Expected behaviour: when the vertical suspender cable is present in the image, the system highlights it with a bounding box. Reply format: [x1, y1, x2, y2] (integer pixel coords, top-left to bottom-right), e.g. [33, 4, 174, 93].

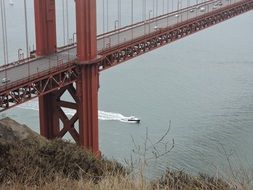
[167, 0, 169, 13]
[0, 0, 7, 66]
[142, 0, 145, 22]
[142, 0, 145, 35]
[106, 0, 108, 32]
[118, 0, 121, 27]
[177, 0, 180, 23]
[62, 0, 66, 45]
[162, 0, 164, 14]
[142, 0, 143, 21]
[66, 0, 70, 60]
[187, 0, 190, 19]
[24, 0, 30, 78]
[131, 0, 133, 25]
[24, 0, 29, 58]
[0, 0, 8, 84]
[155, 0, 158, 26]
[117, 0, 120, 47]
[131, 0, 133, 40]
[144, 0, 146, 35]
[66, 0, 69, 44]
[156, 0, 158, 17]
[3, 0, 8, 64]
[167, 0, 169, 26]
[152, 0, 155, 19]
[102, 0, 105, 49]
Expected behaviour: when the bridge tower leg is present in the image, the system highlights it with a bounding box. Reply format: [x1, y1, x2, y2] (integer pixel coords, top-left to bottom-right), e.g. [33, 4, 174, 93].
[36, 0, 100, 155]
[75, 0, 100, 154]
[34, 0, 57, 56]
[34, 0, 59, 140]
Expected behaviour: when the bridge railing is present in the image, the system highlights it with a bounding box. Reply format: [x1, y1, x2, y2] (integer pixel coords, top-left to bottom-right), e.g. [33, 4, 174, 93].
[0, 53, 76, 91]
[96, 0, 240, 52]
[0, 0, 247, 91]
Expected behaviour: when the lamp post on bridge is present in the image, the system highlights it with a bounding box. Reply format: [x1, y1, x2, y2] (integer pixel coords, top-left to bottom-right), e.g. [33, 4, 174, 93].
[148, 10, 153, 34]
[114, 20, 119, 30]
[114, 20, 120, 47]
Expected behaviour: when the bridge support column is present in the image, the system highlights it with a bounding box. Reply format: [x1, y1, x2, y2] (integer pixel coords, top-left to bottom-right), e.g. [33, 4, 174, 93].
[75, 0, 100, 155]
[38, 79, 100, 155]
[76, 63, 100, 154]
[39, 91, 59, 138]
[39, 0, 100, 155]
[34, 0, 57, 56]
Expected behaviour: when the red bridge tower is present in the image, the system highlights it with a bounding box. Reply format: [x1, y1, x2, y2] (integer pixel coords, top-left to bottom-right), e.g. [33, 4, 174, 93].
[35, 0, 100, 155]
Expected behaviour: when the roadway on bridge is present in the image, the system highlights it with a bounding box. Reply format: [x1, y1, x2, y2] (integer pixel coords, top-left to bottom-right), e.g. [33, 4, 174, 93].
[0, 0, 237, 89]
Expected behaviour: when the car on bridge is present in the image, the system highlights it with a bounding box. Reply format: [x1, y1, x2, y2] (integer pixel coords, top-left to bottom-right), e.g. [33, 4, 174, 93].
[1, 78, 10, 84]
[200, 7, 206, 12]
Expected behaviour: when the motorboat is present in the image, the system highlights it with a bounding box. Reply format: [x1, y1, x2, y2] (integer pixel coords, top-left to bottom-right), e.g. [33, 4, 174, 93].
[127, 116, 141, 124]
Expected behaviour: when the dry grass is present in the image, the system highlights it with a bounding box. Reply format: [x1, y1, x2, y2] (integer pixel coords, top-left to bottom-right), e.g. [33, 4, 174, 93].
[0, 175, 150, 190]
[0, 137, 250, 190]
[0, 173, 239, 190]
[0, 138, 235, 190]
[152, 171, 231, 190]
[0, 138, 126, 186]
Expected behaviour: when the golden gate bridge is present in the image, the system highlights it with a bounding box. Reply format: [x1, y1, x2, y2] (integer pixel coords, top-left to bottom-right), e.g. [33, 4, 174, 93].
[0, 0, 252, 155]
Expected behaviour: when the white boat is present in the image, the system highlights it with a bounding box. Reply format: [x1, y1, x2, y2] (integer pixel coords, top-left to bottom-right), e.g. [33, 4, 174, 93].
[127, 116, 140, 124]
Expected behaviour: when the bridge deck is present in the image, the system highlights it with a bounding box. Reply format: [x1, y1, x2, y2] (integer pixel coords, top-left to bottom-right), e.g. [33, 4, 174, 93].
[0, 0, 234, 88]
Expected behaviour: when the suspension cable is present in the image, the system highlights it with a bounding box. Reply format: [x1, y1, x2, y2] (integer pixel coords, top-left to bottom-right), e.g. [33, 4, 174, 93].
[62, 0, 66, 45]
[167, 0, 169, 13]
[0, 0, 8, 83]
[102, 0, 105, 49]
[23, 0, 30, 77]
[131, 0, 133, 25]
[0, 0, 7, 65]
[66, 0, 69, 44]
[167, 0, 169, 26]
[162, 0, 164, 14]
[3, 0, 8, 64]
[106, 0, 108, 32]
[118, 0, 121, 28]
[142, 0, 146, 22]
[152, 0, 154, 18]
[156, 0, 158, 17]
[24, 0, 29, 58]
[116, 0, 120, 47]
[66, 0, 70, 60]
[143, 0, 146, 35]
[131, 0, 133, 40]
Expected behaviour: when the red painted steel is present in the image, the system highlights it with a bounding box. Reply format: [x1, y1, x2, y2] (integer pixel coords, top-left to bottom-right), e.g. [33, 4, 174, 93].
[39, 92, 59, 138]
[34, 0, 57, 56]
[1, 0, 253, 155]
[75, 0, 97, 62]
[1, 0, 252, 111]
[39, 83, 96, 149]
[98, 0, 253, 70]
[75, 0, 100, 155]
[0, 62, 78, 111]
[76, 64, 99, 154]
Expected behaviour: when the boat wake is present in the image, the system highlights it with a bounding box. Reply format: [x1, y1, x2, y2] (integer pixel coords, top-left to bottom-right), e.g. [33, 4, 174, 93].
[99, 111, 140, 123]
[17, 101, 139, 124]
